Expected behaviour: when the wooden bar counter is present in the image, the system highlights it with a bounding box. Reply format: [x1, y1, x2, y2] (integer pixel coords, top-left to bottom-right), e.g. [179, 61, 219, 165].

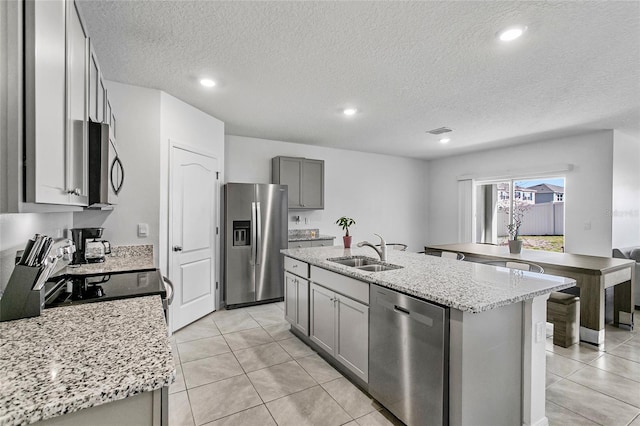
[425, 243, 635, 349]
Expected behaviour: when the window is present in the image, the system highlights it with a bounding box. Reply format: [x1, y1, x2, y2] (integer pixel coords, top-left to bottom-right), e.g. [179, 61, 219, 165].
[474, 177, 565, 252]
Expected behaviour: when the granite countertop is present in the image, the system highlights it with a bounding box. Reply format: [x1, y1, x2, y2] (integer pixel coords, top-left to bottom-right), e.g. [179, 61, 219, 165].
[57, 245, 154, 276]
[0, 296, 174, 426]
[281, 246, 575, 313]
[288, 234, 336, 242]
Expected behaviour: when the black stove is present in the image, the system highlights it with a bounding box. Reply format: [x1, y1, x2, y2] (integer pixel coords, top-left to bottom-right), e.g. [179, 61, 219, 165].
[44, 269, 167, 309]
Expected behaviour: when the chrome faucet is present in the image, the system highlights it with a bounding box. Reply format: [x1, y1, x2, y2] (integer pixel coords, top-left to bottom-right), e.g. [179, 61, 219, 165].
[357, 233, 387, 261]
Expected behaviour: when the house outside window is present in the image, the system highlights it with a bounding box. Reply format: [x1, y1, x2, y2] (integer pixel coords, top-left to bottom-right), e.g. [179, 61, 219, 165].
[474, 177, 565, 252]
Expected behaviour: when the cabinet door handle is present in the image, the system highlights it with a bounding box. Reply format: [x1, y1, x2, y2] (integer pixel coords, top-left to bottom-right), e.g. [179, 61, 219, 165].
[173, 246, 183, 252]
[68, 188, 81, 196]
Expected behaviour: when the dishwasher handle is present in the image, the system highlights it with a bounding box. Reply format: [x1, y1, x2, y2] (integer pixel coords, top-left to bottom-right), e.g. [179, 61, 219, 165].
[376, 293, 434, 327]
[394, 305, 410, 315]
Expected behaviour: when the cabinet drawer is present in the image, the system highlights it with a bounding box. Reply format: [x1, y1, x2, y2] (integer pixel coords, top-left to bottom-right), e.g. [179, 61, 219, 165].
[311, 240, 333, 247]
[288, 241, 312, 249]
[284, 257, 309, 278]
[310, 266, 369, 305]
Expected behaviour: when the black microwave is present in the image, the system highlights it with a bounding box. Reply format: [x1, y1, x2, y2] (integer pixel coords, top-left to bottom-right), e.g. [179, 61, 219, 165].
[88, 121, 124, 207]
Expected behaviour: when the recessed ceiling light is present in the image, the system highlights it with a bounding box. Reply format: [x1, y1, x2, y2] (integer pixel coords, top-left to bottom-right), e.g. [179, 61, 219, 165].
[497, 26, 527, 42]
[343, 108, 358, 116]
[200, 78, 216, 88]
[439, 137, 451, 144]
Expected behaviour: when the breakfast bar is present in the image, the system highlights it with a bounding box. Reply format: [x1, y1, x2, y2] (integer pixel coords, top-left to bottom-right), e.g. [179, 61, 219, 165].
[426, 243, 636, 348]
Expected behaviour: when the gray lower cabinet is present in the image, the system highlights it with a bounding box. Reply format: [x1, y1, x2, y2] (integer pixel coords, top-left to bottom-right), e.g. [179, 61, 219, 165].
[310, 282, 369, 382]
[284, 271, 309, 335]
[311, 239, 333, 247]
[288, 241, 312, 249]
[289, 240, 333, 248]
[35, 388, 165, 426]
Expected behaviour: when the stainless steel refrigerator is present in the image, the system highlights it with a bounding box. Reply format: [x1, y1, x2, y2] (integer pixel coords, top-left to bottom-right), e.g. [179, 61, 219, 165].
[224, 183, 288, 308]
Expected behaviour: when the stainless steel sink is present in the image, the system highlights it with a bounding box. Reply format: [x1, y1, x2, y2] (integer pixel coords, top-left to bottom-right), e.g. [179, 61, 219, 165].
[355, 264, 399, 272]
[329, 256, 379, 267]
[328, 256, 403, 272]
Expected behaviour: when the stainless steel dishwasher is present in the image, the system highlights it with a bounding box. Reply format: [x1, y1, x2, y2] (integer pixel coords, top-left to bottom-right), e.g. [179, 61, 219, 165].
[369, 284, 449, 426]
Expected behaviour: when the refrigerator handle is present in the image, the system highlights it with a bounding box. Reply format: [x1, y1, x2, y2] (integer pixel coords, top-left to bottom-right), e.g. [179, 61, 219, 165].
[250, 202, 257, 265]
[255, 202, 262, 265]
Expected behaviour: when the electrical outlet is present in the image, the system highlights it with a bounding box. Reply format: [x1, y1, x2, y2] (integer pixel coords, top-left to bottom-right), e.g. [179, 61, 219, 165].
[535, 322, 545, 343]
[138, 223, 149, 237]
[583, 221, 592, 231]
[305, 217, 310, 224]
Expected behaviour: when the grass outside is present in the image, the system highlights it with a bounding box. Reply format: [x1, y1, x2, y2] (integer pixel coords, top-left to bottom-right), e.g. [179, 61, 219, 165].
[497, 235, 565, 252]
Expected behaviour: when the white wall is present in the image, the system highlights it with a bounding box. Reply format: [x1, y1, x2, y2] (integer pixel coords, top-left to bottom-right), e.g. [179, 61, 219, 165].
[159, 92, 225, 275]
[427, 131, 615, 256]
[225, 135, 429, 252]
[0, 212, 73, 291]
[612, 130, 640, 249]
[73, 82, 162, 265]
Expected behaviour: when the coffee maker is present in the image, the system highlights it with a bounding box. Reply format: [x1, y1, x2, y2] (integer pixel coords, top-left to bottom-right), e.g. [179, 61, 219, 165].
[70, 228, 111, 264]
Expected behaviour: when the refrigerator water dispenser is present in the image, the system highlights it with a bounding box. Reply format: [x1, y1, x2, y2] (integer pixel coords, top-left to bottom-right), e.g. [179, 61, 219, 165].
[233, 221, 250, 246]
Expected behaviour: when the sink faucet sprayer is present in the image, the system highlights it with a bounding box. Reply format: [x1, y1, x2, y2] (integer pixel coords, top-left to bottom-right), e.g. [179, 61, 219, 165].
[357, 234, 387, 261]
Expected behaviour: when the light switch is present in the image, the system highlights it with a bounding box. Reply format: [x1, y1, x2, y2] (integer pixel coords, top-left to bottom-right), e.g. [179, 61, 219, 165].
[138, 223, 149, 237]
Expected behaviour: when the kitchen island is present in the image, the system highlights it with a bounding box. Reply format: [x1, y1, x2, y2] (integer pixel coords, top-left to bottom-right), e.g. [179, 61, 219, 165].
[0, 296, 174, 426]
[281, 246, 576, 426]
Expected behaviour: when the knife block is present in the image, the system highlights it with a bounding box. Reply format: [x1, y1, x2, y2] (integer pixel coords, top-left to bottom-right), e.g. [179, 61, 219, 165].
[0, 265, 44, 322]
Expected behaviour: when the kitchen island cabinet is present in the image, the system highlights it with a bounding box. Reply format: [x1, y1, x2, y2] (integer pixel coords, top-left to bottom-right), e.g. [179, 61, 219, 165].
[284, 257, 310, 335]
[282, 246, 575, 426]
[309, 282, 369, 382]
[0, 296, 174, 426]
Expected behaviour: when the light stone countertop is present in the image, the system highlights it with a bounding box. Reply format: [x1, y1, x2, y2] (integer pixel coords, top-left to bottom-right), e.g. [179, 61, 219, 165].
[56, 245, 155, 276]
[0, 296, 174, 426]
[281, 246, 576, 313]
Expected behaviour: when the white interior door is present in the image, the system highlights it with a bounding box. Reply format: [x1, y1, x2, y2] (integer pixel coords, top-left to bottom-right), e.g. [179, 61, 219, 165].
[170, 146, 218, 331]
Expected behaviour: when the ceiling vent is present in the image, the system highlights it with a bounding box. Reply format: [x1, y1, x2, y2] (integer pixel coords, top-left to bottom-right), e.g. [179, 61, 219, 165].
[426, 127, 452, 135]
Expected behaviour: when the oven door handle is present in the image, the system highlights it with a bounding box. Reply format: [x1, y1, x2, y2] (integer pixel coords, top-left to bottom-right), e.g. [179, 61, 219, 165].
[162, 276, 174, 306]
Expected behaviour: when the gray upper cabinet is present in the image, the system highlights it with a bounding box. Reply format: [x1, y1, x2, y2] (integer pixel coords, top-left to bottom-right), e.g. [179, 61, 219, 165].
[272, 156, 324, 209]
[66, 0, 89, 206]
[89, 42, 108, 125]
[24, 0, 68, 205]
[18, 0, 113, 210]
[25, 0, 88, 206]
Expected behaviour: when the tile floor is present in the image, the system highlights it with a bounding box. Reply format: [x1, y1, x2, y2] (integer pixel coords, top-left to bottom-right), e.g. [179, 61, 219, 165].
[169, 303, 640, 426]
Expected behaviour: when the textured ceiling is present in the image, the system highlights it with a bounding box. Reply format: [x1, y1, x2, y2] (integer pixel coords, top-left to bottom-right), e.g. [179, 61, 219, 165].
[77, 1, 640, 159]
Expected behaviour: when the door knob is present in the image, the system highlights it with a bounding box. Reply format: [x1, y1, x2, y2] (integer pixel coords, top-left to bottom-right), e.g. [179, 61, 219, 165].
[173, 246, 183, 252]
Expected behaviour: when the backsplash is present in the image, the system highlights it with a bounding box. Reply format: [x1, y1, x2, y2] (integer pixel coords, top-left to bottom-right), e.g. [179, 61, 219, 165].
[110, 244, 153, 258]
